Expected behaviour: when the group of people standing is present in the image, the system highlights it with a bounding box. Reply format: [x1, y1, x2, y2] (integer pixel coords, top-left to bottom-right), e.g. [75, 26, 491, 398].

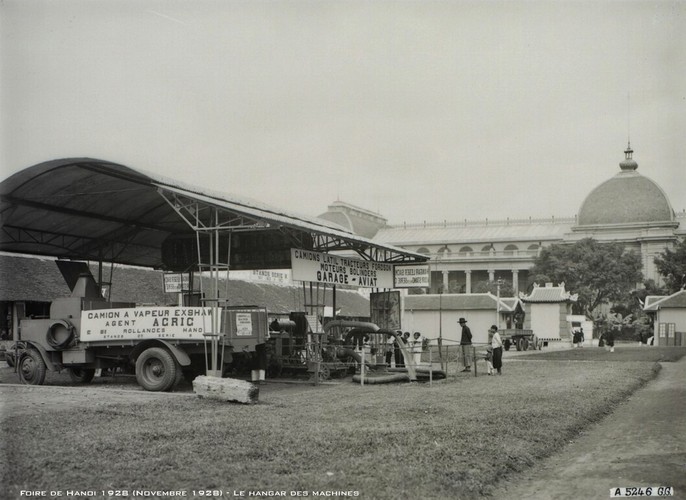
[385, 330, 425, 367]
[598, 327, 616, 352]
[459, 317, 503, 375]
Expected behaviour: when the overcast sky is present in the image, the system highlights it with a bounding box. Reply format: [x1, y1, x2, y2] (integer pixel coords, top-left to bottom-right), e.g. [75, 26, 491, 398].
[1, 0, 685, 225]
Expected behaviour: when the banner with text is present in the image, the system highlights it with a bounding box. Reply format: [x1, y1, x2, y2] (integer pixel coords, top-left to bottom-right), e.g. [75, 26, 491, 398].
[81, 307, 218, 342]
[394, 264, 430, 288]
[290, 249, 394, 288]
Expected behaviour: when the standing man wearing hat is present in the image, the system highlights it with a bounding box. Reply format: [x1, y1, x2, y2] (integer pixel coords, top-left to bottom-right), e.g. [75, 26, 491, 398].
[458, 317, 472, 372]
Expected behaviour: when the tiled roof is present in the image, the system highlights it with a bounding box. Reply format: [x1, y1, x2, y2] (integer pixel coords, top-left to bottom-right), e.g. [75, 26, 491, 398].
[404, 293, 517, 311]
[317, 202, 388, 239]
[0, 254, 72, 301]
[521, 283, 577, 303]
[643, 290, 686, 311]
[373, 219, 574, 246]
[0, 254, 370, 316]
[499, 298, 522, 312]
[0, 254, 177, 304]
[198, 278, 370, 316]
[644, 296, 663, 309]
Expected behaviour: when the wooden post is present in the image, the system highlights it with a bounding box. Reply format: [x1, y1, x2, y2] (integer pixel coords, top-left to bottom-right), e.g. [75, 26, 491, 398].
[473, 346, 477, 377]
[360, 348, 365, 386]
[429, 347, 433, 386]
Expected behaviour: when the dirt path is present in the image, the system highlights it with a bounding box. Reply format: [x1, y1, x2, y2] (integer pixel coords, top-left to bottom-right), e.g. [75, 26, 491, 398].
[0, 383, 196, 416]
[0, 362, 325, 417]
[491, 358, 686, 500]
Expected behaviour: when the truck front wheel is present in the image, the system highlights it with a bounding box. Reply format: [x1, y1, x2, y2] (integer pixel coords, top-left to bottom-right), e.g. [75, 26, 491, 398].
[18, 349, 47, 385]
[136, 347, 177, 392]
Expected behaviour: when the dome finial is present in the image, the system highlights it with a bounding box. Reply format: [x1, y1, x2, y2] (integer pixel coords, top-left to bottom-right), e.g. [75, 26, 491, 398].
[620, 141, 638, 171]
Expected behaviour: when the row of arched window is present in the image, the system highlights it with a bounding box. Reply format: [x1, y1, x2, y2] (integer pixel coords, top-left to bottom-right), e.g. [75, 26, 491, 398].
[416, 244, 540, 256]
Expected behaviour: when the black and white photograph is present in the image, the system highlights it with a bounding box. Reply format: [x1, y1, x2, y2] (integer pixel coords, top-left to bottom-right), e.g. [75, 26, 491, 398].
[1, 1, 685, 499]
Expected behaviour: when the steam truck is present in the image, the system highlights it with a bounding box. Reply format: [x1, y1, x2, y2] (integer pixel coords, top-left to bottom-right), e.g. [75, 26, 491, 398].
[7, 274, 267, 391]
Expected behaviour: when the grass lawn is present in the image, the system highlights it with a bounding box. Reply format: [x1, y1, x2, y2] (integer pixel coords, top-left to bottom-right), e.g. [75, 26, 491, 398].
[516, 344, 686, 363]
[0, 349, 677, 500]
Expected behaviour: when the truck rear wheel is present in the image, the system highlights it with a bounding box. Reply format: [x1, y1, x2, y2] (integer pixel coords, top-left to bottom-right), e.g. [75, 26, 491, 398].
[136, 347, 177, 392]
[18, 349, 46, 385]
[68, 367, 95, 384]
[517, 338, 530, 351]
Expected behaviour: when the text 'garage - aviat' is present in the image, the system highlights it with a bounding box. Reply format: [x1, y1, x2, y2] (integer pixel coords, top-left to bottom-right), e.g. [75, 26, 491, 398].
[291, 249, 394, 288]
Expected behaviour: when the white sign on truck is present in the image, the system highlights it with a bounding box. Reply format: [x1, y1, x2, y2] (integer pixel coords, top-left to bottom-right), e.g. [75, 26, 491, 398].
[290, 248, 394, 288]
[81, 307, 218, 341]
[163, 273, 190, 293]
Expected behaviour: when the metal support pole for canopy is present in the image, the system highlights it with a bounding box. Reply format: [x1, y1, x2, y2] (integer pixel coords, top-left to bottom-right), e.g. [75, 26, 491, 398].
[98, 251, 103, 295]
[206, 209, 226, 377]
[332, 284, 336, 320]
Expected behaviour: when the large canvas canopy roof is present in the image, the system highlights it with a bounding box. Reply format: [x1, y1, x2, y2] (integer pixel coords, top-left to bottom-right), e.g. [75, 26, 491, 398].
[1, 158, 427, 270]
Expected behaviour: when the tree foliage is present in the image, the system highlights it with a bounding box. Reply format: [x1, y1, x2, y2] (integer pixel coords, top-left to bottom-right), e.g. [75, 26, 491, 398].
[529, 238, 643, 315]
[654, 237, 686, 294]
[471, 279, 515, 297]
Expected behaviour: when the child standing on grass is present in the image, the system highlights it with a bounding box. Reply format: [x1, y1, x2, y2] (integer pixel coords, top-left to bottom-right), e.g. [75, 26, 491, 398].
[484, 330, 495, 375]
[412, 331, 424, 366]
[485, 349, 494, 375]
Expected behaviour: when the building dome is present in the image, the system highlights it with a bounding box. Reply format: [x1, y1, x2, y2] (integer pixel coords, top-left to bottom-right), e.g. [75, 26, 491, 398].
[317, 201, 388, 238]
[577, 145, 675, 226]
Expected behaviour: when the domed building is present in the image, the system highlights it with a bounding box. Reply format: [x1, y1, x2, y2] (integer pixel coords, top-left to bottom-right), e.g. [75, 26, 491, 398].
[316, 145, 684, 346]
[566, 143, 681, 283]
[317, 200, 389, 239]
[318, 144, 685, 294]
[576, 145, 674, 226]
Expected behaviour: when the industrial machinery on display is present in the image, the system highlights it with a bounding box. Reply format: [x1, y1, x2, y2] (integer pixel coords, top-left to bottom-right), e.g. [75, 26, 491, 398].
[266, 318, 447, 384]
[7, 274, 268, 391]
[0, 159, 428, 391]
[267, 315, 364, 381]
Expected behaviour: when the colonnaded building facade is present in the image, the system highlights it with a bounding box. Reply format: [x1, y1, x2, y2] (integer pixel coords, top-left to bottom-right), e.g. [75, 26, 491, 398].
[319, 144, 686, 295]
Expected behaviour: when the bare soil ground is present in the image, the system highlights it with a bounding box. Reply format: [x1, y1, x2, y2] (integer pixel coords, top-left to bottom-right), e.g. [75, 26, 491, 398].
[0, 362, 190, 417]
[0, 361, 335, 416]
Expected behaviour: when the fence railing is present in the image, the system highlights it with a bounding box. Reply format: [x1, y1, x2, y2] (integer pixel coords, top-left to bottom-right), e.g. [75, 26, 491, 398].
[421, 339, 494, 380]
